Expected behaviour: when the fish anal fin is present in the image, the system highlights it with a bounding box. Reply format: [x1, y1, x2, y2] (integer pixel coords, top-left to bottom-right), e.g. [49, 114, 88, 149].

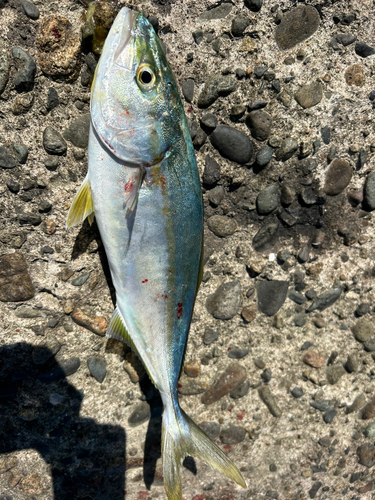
[66, 175, 95, 228]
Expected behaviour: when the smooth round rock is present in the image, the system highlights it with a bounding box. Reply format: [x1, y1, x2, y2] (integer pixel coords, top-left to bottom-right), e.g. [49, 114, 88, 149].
[324, 159, 352, 195]
[200, 113, 217, 132]
[256, 145, 273, 167]
[128, 401, 150, 427]
[182, 78, 194, 103]
[206, 280, 242, 320]
[12, 143, 28, 164]
[207, 215, 237, 237]
[199, 421, 220, 440]
[275, 137, 298, 161]
[363, 171, 375, 210]
[202, 155, 220, 186]
[244, 0, 263, 12]
[63, 114, 90, 149]
[256, 184, 280, 215]
[257, 280, 289, 316]
[275, 5, 320, 50]
[295, 82, 323, 108]
[0, 147, 16, 169]
[12, 47, 36, 92]
[43, 126, 67, 155]
[20, 0, 40, 19]
[246, 110, 272, 141]
[231, 15, 250, 37]
[210, 124, 253, 164]
[220, 426, 246, 445]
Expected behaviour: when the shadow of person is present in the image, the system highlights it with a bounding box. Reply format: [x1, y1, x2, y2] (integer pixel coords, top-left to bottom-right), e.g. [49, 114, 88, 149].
[0, 342, 126, 500]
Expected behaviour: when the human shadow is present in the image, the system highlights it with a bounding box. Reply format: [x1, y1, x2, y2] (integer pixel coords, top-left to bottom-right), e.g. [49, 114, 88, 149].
[0, 342, 126, 500]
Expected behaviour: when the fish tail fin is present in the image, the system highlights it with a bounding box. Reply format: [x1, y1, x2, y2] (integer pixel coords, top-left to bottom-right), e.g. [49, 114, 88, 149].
[161, 400, 246, 500]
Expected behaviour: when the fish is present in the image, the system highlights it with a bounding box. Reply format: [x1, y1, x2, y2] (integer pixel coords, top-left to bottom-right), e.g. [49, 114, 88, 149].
[66, 7, 246, 499]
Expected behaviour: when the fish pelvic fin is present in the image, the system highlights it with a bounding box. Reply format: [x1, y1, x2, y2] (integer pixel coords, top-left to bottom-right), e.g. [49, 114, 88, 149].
[66, 175, 95, 228]
[162, 402, 246, 500]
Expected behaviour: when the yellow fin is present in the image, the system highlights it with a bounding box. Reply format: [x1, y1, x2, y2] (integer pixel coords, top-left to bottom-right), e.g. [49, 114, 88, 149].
[66, 175, 95, 228]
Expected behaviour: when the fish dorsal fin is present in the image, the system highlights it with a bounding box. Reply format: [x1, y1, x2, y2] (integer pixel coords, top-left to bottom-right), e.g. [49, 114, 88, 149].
[66, 175, 95, 228]
[106, 307, 139, 355]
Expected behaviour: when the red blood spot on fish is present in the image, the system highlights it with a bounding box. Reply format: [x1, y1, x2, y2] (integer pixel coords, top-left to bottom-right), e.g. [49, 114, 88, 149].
[52, 26, 61, 39]
[142, 279, 148, 283]
[237, 411, 245, 421]
[125, 109, 130, 116]
[177, 302, 183, 319]
[124, 179, 133, 192]
[161, 294, 168, 299]
[160, 175, 166, 187]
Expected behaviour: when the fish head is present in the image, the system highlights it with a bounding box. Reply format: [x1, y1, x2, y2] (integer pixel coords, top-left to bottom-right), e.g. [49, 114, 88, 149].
[91, 7, 180, 167]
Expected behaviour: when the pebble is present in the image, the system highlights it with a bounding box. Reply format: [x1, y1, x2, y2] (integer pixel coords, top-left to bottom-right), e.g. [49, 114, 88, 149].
[182, 78, 194, 102]
[128, 401, 150, 427]
[0, 252, 35, 301]
[230, 379, 250, 399]
[355, 41, 375, 58]
[344, 353, 358, 373]
[275, 137, 298, 161]
[71, 307, 108, 336]
[198, 75, 236, 108]
[201, 362, 247, 405]
[47, 87, 59, 111]
[220, 426, 246, 445]
[241, 304, 257, 323]
[178, 374, 210, 395]
[326, 364, 346, 385]
[202, 155, 220, 186]
[12, 47, 36, 92]
[207, 215, 237, 238]
[346, 393, 366, 414]
[295, 82, 323, 108]
[364, 336, 375, 352]
[256, 185, 279, 214]
[12, 143, 28, 164]
[87, 356, 107, 383]
[257, 280, 289, 316]
[38, 200, 52, 213]
[200, 3, 232, 20]
[200, 113, 217, 132]
[351, 319, 373, 342]
[291, 386, 303, 398]
[246, 110, 272, 141]
[192, 30, 204, 45]
[261, 368, 272, 383]
[193, 128, 207, 149]
[303, 350, 325, 368]
[256, 145, 273, 167]
[38, 357, 81, 382]
[209, 124, 253, 164]
[63, 114, 90, 149]
[293, 313, 306, 327]
[184, 360, 200, 378]
[324, 159, 352, 195]
[228, 348, 249, 359]
[364, 422, 375, 438]
[244, 0, 263, 12]
[199, 421, 220, 440]
[32, 337, 61, 365]
[207, 185, 224, 206]
[43, 126, 67, 155]
[44, 155, 60, 171]
[230, 104, 246, 121]
[336, 33, 356, 46]
[203, 326, 219, 345]
[258, 385, 282, 417]
[323, 409, 337, 424]
[308, 481, 322, 499]
[71, 272, 90, 286]
[363, 171, 375, 210]
[275, 5, 320, 50]
[18, 213, 42, 226]
[289, 290, 306, 305]
[252, 223, 279, 252]
[0, 53, 9, 95]
[206, 280, 242, 320]
[12, 92, 34, 115]
[356, 303, 370, 317]
[357, 443, 375, 467]
[231, 15, 250, 37]
[20, 0, 40, 19]
[345, 64, 365, 86]
[306, 287, 341, 313]
[36, 15, 81, 81]
[320, 125, 330, 145]
[0, 147, 16, 169]
[7, 179, 20, 193]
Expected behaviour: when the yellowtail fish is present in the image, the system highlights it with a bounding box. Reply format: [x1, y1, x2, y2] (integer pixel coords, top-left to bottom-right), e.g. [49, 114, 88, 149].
[67, 7, 246, 499]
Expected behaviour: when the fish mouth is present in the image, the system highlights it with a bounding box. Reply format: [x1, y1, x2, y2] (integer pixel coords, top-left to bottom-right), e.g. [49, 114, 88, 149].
[113, 8, 136, 62]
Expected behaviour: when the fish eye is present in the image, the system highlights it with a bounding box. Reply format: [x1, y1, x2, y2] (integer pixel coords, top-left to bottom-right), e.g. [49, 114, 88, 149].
[136, 64, 156, 89]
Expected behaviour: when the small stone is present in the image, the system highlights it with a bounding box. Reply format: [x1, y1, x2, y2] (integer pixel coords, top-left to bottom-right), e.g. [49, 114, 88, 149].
[220, 426, 246, 445]
[261, 367, 272, 383]
[38, 200, 52, 213]
[257, 280, 289, 316]
[231, 15, 250, 37]
[246, 110, 272, 141]
[12, 47, 36, 92]
[63, 114, 90, 149]
[44, 155, 60, 171]
[258, 385, 282, 417]
[357, 443, 375, 467]
[364, 422, 375, 438]
[18, 213, 42, 226]
[200, 113, 217, 132]
[38, 357, 81, 382]
[355, 42, 375, 58]
[178, 374, 210, 395]
[323, 409, 337, 424]
[280, 184, 294, 205]
[47, 87, 59, 111]
[20, 0, 40, 19]
[241, 304, 257, 323]
[201, 362, 247, 405]
[256, 145, 273, 167]
[256, 185, 279, 215]
[291, 386, 303, 398]
[275, 137, 298, 161]
[228, 348, 249, 359]
[275, 5, 320, 50]
[207, 185, 224, 206]
[71, 307, 108, 336]
[306, 287, 342, 313]
[192, 30, 204, 45]
[41, 220, 56, 235]
[199, 3, 233, 20]
[230, 379, 250, 399]
[345, 353, 358, 373]
[345, 64, 365, 86]
[12, 92, 34, 115]
[252, 223, 279, 252]
[356, 303, 370, 317]
[336, 33, 356, 46]
[198, 75, 236, 108]
[289, 290, 306, 305]
[12, 143, 28, 164]
[320, 125, 330, 145]
[203, 326, 219, 345]
[71, 272, 90, 286]
[303, 350, 325, 368]
[363, 399, 375, 420]
[295, 82, 323, 108]
[346, 393, 366, 414]
[244, 0, 263, 12]
[0, 53, 10, 95]
[326, 364, 346, 385]
[184, 360, 200, 378]
[202, 155, 220, 186]
[199, 421, 220, 440]
[206, 280, 242, 320]
[0, 252, 35, 301]
[209, 124, 253, 164]
[0, 147, 16, 169]
[193, 128, 207, 149]
[351, 319, 373, 342]
[308, 481, 322, 499]
[182, 78, 194, 102]
[32, 337, 61, 365]
[207, 215, 237, 238]
[363, 171, 375, 211]
[324, 159, 352, 195]
[43, 126, 67, 155]
[230, 104, 246, 120]
[128, 402, 150, 427]
[87, 356, 107, 383]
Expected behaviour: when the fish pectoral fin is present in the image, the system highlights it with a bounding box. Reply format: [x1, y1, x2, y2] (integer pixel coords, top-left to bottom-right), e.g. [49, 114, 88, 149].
[106, 307, 138, 354]
[66, 175, 95, 228]
[123, 168, 144, 217]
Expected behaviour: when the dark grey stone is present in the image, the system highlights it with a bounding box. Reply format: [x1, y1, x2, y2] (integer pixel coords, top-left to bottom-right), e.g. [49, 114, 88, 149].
[6, 179, 20, 193]
[63, 114, 90, 149]
[0, 53, 9, 95]
[228, 348, 249, 359]
[326, 364, 346, 385]
[355, 42, 375, 58]
[11, 47, 36, 92]
[199, 3, 233, 20]
[246, 110, 272, 141]
[210, 125, 253, 164]
[320, 125, 330, 144]
[275, 5, 320, 50]
[323, 409, 337, 424]
[364, 336, 375, 352]
[231, 15, 250, 37]
[38, 200, 52, 213]
[38, 357, 81, 382]
[244, 0, 263, 11]
[363, 171, 375, 210]
[256, 184, 279, 215]
[87, 356, 107, 383]
[306, 287, 342, 312]
[254, 64, 267, 78]
[291, 386, 303, 398]
[198, 75, 236, 108]
[207, 215, 237, 237]
[308, 481, 322, 499]
[203, 326, 219, 345]
[288, 290, 306, 304]
[0, 146, 16, 169]
[18, 213, 42, 226]
[295, 82, 323, 108]
[202, 155, 220, 186]
[358, 148, 368, 169]
[207, 185, 224, 206]
[44, 155, 60, 171]
[249, 99, 268, 110]
[357, 443, 375, 467]
[324, 159, 352, 196]
[256, 145, 273, 167]
[356, 303, 370, 317]
[230, 104, 246, 120]
[293, 313, 306, 327]
[200, 113, 217, 132]
[192, 30, 204, 45]
[252, 223, 279, 252]
[20, 0, 39, 19]
[206, 280, 242, 320]
[345, 354, 358, 373]
[128, 401, 150, 427]
[220, 425, 246, 444]
[257, 280, 289, 316]
[230, 380, 250, 399]
[336, 33, 356, 46]
[275, 137, 298, 161]
[12, 143, 28, 164]
[71, 272, 90, 286]
[193, 128, 207, 149]
[258, 385, 282, 417]
[261, 368, 272, 383]
[182, 78, 194, 103]
[199, 421, 220, 440]
[310, 400, 331, 412]
[47, 88, 59, 111]
[43, 127, 67, 155]
[32, 337, 61, 365]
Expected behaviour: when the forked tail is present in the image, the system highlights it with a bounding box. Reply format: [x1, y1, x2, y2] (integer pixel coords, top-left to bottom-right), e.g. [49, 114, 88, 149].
[161, 401, 246, 500]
